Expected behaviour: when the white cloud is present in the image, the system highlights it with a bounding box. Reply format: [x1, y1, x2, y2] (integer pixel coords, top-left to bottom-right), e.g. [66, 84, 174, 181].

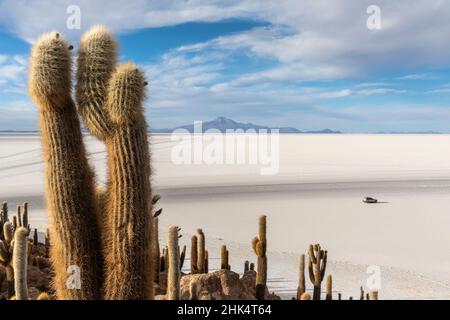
[0, 54, 27, 94]
[397, 73, 438, 80]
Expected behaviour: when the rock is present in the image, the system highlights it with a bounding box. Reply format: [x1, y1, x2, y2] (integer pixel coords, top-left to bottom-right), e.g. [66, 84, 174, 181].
[180, 270, 265, 300]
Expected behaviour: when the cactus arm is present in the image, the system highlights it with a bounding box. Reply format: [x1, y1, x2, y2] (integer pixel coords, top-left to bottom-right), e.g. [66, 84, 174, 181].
[76, 25, 117, 140]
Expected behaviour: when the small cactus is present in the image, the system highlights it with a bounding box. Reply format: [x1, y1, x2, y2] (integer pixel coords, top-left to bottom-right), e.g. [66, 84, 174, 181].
[190, 235, 198, 274]
[13, 227, 28, 300]
[297, 254, 306, 300]
[33, 228, 38, 246]
[167, 225, 180, 300]
[0, 221, 15, 298]
[252, 215, 267, 300]
[325, 274, 332, 300]
[189, 281, 198, 300]
[220, 245, 230, 270]
[196, 229, 206, 273]
[244, 260, 249, 273]
[307, 243, 327, 300]
[369, 291, 378, 300]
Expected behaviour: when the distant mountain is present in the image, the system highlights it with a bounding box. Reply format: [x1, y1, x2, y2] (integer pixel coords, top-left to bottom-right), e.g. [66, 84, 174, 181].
[152, 116, 341, 134]
[375, 131, 442, 134]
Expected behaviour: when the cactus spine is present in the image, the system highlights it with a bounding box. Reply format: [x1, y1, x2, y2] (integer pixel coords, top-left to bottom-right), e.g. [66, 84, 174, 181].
[297, 254, 306, 300]
[29, 32, 103, 299]
[325, 274, 332, 300]
[191, 235, 198, 274]
[167, 225, 180, 300]
[221, 245, 230, 270]
[196, 229, 206, 273]
[13, 227, 28, 300]
[76, 26, 153, 299]
[308, 244, 327, 300]
[252, 215, 267, 300]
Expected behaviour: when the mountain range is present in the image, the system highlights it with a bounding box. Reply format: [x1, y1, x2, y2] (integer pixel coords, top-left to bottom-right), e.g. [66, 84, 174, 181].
[152, 117, 341, 134]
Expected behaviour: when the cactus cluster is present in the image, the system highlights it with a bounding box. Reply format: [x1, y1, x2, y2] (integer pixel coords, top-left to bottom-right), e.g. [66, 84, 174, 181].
[28, 26, 153, 300]
[0, 201, 53, 299]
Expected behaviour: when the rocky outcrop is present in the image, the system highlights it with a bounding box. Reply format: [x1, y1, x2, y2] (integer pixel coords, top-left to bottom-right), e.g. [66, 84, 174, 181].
[179, 270, 280, 300]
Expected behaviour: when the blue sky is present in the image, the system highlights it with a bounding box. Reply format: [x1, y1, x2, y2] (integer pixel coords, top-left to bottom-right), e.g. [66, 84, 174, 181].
[2, 0, 450, 132]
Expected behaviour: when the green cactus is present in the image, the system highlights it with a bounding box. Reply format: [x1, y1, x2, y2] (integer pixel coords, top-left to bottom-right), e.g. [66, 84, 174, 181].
[307, 244, 327, 300]
[13, 227, 29, 300]
[252, 215, 267, 300]
[29, 31, 103, 299]
[297, 254, 306, 300]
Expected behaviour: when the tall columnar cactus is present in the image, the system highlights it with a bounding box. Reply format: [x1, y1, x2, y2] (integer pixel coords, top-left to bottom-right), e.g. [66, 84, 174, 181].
[307, 244, 327, 300]
[0, 221, 15, 297]
[325, 274, 332, 300]
[76, 26, 153, 299]
[167, 225, 180, 300]
[221, 245, 230, 270]
[297, 254, 306, 300]
[13, 227, 29, 300]
[252, 215, 267, 300]
[196, 229, 206, 273]
[190, 235, 198, 274]
[28, 32, 103, 299]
